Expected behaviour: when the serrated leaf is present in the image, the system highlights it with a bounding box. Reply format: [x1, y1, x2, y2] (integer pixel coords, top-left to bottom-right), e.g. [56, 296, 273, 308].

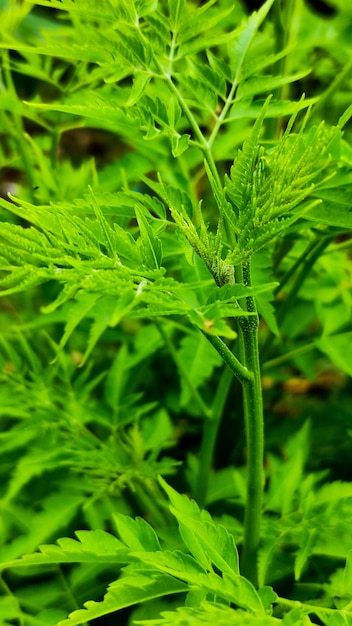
[193, 62, 227, 99]
[79, 298, 116, 364]
[171, 133, 191, 157]
[228, 97, 317, 121]
[343, 550, 352, 592]
[89, 187, 118, 259]
[265, 421, 311, 516]
[0, 493, 84, 562]
[316, 332, 352, 377]
[0, 265, 54, 296]
[168, 0, 185, 27]
[145, 13, 171, 45]
[134, 549, 263, 612]
[59, 293, 101, 350]
[127, 71, 152, 107]
[0, 530, 129, 570]
[159, 478, 240, 578]
[113, 513, 161, 552]
[180, 75, 218, 112]
[237, 70, 311, 99]
[135, 205, 163, 269]
[294, 529, 317, 581]
[306, 200, 352, 229]
[56, 573, 188, 626]
[135, 601, 281, 626]
[24, 0, 123, 21]
[252, 251, 279, 336]
[177, 333, 222, 406]
[228, 0, 275, 81]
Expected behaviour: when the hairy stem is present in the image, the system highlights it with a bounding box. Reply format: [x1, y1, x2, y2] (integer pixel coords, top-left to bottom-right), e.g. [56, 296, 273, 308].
[204, 333, 253, 384]
[237, 262, 264, 587]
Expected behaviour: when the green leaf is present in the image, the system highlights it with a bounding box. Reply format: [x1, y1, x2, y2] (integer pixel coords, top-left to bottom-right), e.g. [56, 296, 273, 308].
[0, 264, 54, 296]
[265, 421, 311, 516]
[55, 572, 188, 626]
[89, 187, 119, 259]
[306, 200, 352, 230]
[252, 251, 279, 336]
[0, 492, 84, 562]
[193, 62, 227, 99]
[228, 97, 317, 121]
[113, 513, 161, 552]
[168, 0, 185, 27]
[0, 530, 129, 570]
[177, 333, 222, 406]
[24, 0, 124, 21]
[344, 551, 352, 593]
[127, 71, 153, 107]
[58, 293, 102, 350]
[135, 205, 163, 269]
[134, 549, 264, 613]
[134, 601, 281, 626]
[316, 332, 352, 377]
[228, 0, 275, 81]
[159, 478, 240, 578]
[171, 133, 191, 157]
[294, 528, 318, 581]
[237, 70, 311, 99]
[179, 75, 218, 112]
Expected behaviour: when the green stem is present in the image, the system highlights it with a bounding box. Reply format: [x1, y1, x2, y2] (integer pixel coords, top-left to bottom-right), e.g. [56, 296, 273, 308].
[237, 262, 264, 587]
[263, 341, 315, 370]
[195, 365, 234, 507]
[151, 56, 222, 195]
[0, 575, 24, 626]
[166, 76, 222, 191]
[203, 333, 253, 384]
[208, 73, 239, 149]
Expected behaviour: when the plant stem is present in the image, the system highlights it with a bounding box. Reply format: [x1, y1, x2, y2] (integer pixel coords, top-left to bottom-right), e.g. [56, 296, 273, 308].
[204, 333, 253, 384]
[0, 575, 24, 626]
[263, 341, 315, 370]
[237, 262, 264, 588]
[195, 365, 234, 507]
[151, 55, 222, 194]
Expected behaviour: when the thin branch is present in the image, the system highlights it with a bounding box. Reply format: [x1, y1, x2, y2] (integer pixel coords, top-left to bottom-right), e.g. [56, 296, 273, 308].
[202, 332, 253, 384]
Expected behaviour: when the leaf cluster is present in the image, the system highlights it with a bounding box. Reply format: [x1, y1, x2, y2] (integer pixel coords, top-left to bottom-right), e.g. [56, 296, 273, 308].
[1, 0, 352, 625]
